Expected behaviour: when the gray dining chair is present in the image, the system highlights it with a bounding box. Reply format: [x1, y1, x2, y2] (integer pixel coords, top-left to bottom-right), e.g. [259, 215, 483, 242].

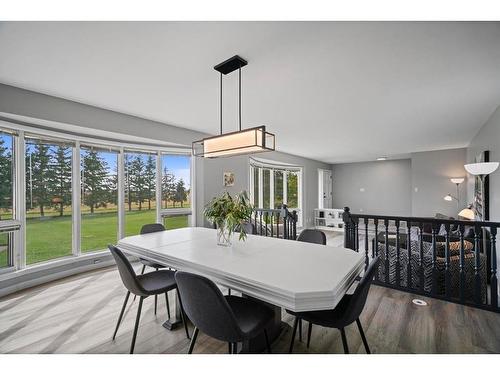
[175, 271, 274, 354]
[288, 257, 380, 354]
[135, 223, 168, 314]
[109, 245, 190, 353]
[297, 229, 326, 245]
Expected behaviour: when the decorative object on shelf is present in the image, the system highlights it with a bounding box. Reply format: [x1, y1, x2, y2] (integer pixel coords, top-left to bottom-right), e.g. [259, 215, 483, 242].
[223, 171, 235, 187]
[192, 55, 275, 158]
[204, 191, 253, 246]
[458, 205, 475, 220]
[464, 150, 498, 221]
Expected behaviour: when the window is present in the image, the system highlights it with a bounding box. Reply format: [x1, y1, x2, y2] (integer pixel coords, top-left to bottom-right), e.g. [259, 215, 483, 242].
[0, 131, 13, 221]
[25, 138, 73, 264]
[161, 154, 191, 230]
[81, 147, 118, 253]
[249, 159, 302, 225]
[124, 151, 157, 237]
[0, 121, 193, 273]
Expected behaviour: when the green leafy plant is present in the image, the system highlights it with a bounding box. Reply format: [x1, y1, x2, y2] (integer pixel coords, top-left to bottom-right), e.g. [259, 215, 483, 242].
[204, 191, 253, 241]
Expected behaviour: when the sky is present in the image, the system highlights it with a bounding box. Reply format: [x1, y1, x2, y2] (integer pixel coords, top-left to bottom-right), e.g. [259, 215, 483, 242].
[2, 134, 191, 188]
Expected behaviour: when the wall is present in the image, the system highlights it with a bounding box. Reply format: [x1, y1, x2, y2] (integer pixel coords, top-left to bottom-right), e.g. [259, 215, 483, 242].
[467, 105, 500, 223]
[411, 148, 467, 218]
[202, 151, 331, 228]
[331, 159, 412, 216]
[331, 148, 467, 218]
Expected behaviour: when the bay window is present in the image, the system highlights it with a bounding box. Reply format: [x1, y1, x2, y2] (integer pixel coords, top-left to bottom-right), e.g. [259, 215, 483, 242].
[249, 159, 303, 226]
[0, 120, 193, 275]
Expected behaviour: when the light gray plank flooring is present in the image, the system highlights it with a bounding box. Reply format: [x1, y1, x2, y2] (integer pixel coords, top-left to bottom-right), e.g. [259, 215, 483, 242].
[1, 259, 500, 354]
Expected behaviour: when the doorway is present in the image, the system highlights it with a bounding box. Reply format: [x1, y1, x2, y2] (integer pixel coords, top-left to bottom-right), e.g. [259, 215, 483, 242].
[318, 169, 333, 208]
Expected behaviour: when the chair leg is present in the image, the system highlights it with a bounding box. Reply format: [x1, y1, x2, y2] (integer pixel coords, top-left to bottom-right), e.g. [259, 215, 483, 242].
[232, 342, 238, 354]
[228, 288, 231, 296]
[188, 327, 199, 354]
[154, 294, 158, 315]
[165, 292, 171, 320]
[130, 296, 144, 354]
[228, 342, 232, 354]
[356, 318, 371, 354]
[306, 322, 312, 348]
[340, 327, 349, 354]
[288, 317, 299, 353]
[177, 289, 190, 339]
[112, 291, 130, 340]
[264, 329, 272, 354]
[298, 318, 302, 342]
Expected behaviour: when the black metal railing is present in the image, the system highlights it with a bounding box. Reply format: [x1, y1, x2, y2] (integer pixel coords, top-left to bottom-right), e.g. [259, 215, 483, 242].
[252, 204, 298, 240]
[342, 207, 499, 312]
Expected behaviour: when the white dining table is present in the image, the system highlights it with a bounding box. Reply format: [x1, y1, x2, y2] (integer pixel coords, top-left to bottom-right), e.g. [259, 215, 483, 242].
[117, 227, 365, 352]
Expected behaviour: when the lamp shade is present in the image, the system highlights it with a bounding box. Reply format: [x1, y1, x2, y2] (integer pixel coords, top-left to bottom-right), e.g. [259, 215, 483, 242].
[464, 162, 499, 176]
[450, 177, 464, 184]
[458, 208, 475, 220]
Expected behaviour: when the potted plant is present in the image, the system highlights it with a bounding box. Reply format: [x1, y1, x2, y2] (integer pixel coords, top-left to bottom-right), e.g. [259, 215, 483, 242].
[204, 191, 253, 246]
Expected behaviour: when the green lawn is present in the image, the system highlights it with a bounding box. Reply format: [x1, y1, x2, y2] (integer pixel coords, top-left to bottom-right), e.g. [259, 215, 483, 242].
[21, 209, 188, 265]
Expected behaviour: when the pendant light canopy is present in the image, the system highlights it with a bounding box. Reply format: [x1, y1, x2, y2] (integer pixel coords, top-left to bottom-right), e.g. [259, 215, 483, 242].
[192, 55, 275, 158]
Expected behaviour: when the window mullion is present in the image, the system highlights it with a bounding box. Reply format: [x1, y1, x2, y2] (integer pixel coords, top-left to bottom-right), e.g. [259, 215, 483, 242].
[258, 167, 263, 208]
[156, 151, 162, 224]
[269, 169, 274, 209]
[283, 171, 288, 206]
[117, 148, 125, 240]
[72, 141, 81, 256]
[13, 130, 26, 270]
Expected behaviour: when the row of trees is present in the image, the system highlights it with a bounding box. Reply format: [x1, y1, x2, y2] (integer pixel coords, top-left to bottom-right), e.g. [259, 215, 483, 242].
[0, 136, 12, 220]
[0, 139, 191, 218]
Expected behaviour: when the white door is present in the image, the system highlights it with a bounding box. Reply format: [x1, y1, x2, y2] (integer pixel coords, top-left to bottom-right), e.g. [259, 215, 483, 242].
[319, 169, 333, 208]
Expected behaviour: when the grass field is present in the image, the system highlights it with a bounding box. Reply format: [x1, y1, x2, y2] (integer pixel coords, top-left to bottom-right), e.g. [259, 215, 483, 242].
[0, 209, 189, 265]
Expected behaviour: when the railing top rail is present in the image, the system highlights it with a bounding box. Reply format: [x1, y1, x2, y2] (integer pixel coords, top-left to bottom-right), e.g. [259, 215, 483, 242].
[344, 211, 500, 228]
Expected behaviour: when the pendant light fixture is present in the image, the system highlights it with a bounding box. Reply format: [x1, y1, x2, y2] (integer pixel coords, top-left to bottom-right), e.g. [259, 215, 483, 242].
[192, 55, 275, 158]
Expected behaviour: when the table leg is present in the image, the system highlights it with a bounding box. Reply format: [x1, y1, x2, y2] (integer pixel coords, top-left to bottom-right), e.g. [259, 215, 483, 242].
[239, 294, 288, 353]
[162, 289, 183, 330]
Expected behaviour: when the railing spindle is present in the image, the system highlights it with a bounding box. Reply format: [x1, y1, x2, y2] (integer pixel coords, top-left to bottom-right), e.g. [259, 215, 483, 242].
[384, 219, 390, 284]
[418, 223, 424, 293]
[364, 218, 369, 269]
[264, 212, 268, 237]
[444, 223, 451, 299]
[431, 223, 438, 295]
[474, 225, 481, 305]
[395, 220, 401, 287]
[490, 226, 498, 309]
[406, 220, 412, 289]
[276, 213, 280, 238]
[459, 224, 465, 304]
[270, 212, 274, 237]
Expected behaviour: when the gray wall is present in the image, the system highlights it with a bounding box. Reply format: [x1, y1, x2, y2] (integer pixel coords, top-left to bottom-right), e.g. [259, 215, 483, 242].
[467, 105, 500, 223]
[202, 151, 331, 228]
[411, 148, 467, 218]
[332, 159, 412, 216]
[332, 148, 467, 218]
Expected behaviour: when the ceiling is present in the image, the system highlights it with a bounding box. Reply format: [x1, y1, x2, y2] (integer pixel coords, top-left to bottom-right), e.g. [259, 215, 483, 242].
[1, 21, 499, 163]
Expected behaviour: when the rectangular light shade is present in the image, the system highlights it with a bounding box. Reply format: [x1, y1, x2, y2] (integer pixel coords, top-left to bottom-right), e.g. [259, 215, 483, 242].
[192, 126, 275, 158]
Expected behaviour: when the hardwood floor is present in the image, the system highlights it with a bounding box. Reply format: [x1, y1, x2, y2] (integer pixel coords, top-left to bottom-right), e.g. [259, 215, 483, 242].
[1, 261, 500, 354]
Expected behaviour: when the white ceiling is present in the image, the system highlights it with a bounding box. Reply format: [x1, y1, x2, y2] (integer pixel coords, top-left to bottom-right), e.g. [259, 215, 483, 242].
[1, 21, 500, 163]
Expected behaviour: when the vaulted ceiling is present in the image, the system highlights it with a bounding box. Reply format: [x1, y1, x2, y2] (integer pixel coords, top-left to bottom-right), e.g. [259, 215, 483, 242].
[1, 21, 499, 163]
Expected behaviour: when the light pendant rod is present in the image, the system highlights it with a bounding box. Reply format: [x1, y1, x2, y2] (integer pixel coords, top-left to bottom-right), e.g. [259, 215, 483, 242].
[239, 65, 242, 132]
[220, 72, 223, 135]
[192, 55, 275, 158]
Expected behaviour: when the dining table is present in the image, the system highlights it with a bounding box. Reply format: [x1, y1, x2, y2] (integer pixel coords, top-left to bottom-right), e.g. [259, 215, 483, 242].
[117, 227, 365, 353]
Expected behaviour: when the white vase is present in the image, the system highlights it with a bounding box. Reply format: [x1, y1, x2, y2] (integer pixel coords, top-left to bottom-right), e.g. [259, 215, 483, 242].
[217, 222, 232, 247]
